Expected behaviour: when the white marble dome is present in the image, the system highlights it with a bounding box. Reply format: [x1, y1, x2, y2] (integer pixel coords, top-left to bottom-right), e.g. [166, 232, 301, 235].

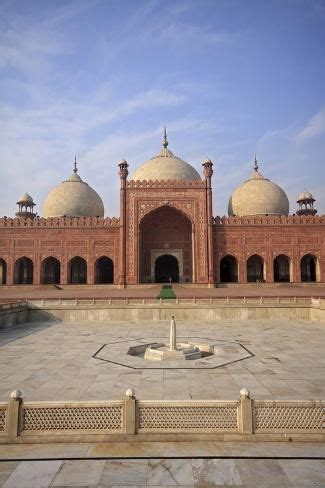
[43, 166, 104, 218]
[297, 191, 314, 201]
[18, 192, 34, 204]
[228, 161, 289, 217]
[131, 131, 201, 181]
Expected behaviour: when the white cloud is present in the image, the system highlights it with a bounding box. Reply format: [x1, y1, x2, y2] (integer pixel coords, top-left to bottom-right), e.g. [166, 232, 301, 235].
[295, 108, 325, 142]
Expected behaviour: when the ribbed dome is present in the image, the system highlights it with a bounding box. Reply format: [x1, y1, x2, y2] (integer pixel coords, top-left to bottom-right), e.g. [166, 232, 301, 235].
[43, 164, 104, 218]
[228, 160, 289, 217]
[131, 129, 201, 181]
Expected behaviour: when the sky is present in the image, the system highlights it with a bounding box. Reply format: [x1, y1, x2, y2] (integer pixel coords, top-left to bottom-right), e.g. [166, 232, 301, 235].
[0, 0, 325, 217]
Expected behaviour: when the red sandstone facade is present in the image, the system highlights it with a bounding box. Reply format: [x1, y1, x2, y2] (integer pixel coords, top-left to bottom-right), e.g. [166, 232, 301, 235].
[0, 162, 324, 286]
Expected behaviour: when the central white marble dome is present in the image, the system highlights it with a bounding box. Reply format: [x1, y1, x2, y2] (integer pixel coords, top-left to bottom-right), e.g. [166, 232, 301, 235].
[131, 130, 201, 181]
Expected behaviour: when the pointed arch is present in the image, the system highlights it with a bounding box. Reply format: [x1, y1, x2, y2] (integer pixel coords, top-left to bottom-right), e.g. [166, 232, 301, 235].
[220, 255, 238, 283]
[14, 257, 33, 284]
[154, 254, 179, 283]
[139, 205, 192, 283]
[95, 256, 114, 284]
[41, 257, 60, 284]
[68, 256, 87, 284]
[247, 254, 264, 282]
[273, 254, 291, 282]
[0, 258, 7, 285]
[300, 254, 319, 282]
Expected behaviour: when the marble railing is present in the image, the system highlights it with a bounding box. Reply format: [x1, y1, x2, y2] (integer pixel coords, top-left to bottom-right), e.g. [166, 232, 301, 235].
[0, 389, 324, 444]
[27, 296, 321, 307]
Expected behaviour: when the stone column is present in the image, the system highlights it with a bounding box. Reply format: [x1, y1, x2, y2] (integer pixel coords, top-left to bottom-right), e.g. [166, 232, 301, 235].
[202, 159, 214, 285]
[60, 258, 68, 285]
[7, 258, 14, 285]
[124, 388, 136, 434]
[264, 255, 272, 283]
[33, 256, 41, 285]
[118, 160, 129, 288]
[238, 388, 254, 434]
[7, 390, 23, 442]
[170, 316, 177, 351]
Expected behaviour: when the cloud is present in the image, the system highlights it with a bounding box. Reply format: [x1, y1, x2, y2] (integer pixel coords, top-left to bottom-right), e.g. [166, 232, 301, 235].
[295, 108, 325, 142]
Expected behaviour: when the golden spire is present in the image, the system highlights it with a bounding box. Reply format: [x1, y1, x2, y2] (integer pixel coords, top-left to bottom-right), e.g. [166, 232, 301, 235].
[163, 126, 168, 148]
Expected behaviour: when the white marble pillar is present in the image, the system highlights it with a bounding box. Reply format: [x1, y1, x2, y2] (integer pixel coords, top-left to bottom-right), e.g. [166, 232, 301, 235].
[170, 316, 177, 351]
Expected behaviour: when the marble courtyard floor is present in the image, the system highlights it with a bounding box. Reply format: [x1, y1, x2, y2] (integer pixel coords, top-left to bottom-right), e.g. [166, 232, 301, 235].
[0, 319, 325, 401]
[0, 318, 325, 486]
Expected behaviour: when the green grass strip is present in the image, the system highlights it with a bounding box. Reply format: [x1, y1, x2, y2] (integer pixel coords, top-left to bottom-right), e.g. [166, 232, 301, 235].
[157, 285, 177, 299]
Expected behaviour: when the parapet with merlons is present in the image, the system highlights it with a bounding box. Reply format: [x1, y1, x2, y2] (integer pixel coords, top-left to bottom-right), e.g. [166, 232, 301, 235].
[0, 216, 120, 227]
[127, 179, 205, 188]
[213, 215, 325, 225]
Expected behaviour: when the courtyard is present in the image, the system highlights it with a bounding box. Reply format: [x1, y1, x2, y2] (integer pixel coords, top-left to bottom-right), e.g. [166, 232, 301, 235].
[0, 316, 325, 486]
[1, 318, 324, 402]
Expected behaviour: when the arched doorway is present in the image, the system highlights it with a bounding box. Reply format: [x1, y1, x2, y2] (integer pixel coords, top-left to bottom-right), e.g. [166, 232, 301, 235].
[273, 254, 290, 282]
[247, 255, 264, 282]
[139, 206, 192, 283]
[0, 259, 6, 285]
[155, 254, 179, 283]
[95, 256, 114, 284]
[220, 255, 238, 283]
[301, 254, 317, 282]
[41, 257, 60, 284]
[14, 257, 33, 284]
[68, 256, 87, 284]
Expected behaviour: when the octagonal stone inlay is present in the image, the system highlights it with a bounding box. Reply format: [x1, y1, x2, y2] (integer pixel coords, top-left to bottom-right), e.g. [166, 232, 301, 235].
[93, 336, 253, 369]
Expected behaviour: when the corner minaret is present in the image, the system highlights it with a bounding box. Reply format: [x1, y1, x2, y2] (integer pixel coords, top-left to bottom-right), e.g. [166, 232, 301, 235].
[202, 158, 214, 285]
[118, 158, 129, 288]
[15, 193, 37, 219]
[296, 191, 317, 216]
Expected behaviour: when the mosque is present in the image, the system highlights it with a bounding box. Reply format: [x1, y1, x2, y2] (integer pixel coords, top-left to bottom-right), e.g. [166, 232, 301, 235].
[0, 129, 323, 287]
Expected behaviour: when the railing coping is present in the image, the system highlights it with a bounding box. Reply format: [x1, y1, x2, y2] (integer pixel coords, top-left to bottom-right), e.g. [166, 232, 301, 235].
[22, 400, 124, 408]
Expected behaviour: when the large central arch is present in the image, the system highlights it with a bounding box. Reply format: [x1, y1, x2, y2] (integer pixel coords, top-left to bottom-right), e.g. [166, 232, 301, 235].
[139, 205, 193, 283]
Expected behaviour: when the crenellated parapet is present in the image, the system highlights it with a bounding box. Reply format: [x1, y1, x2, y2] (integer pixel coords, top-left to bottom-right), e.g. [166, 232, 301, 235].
[0, 216, 120, 227]
[213, 215, 325, 225]
[127, 179, 204, 188]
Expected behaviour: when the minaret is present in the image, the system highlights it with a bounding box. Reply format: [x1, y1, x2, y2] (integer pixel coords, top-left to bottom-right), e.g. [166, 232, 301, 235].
[118, 158, 129, 287]
[296, 191, 317, 216]
[15, 193, 37, 219]
[202, 158, 214, 285]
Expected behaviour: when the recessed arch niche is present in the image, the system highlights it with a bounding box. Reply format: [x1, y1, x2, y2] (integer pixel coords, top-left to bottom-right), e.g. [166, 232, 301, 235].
[139, 205, 193, 283]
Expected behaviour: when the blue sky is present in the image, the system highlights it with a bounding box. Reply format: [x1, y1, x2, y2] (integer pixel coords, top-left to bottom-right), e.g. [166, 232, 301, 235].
[1, 0, 325, 217]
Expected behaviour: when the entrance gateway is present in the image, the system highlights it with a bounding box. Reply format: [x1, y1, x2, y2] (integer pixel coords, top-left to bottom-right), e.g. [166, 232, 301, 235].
[152, 250, 182, 283]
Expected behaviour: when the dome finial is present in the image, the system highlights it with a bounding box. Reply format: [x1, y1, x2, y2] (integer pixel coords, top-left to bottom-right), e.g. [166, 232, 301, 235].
[163, 126, 168, 148]
[254, 154, 258, 172]
[73, 156, 78, 174]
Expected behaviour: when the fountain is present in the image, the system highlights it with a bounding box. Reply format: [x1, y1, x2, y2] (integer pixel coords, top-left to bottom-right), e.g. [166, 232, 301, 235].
[143, 316, 212, 361]
[95, 315, 253, 369]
